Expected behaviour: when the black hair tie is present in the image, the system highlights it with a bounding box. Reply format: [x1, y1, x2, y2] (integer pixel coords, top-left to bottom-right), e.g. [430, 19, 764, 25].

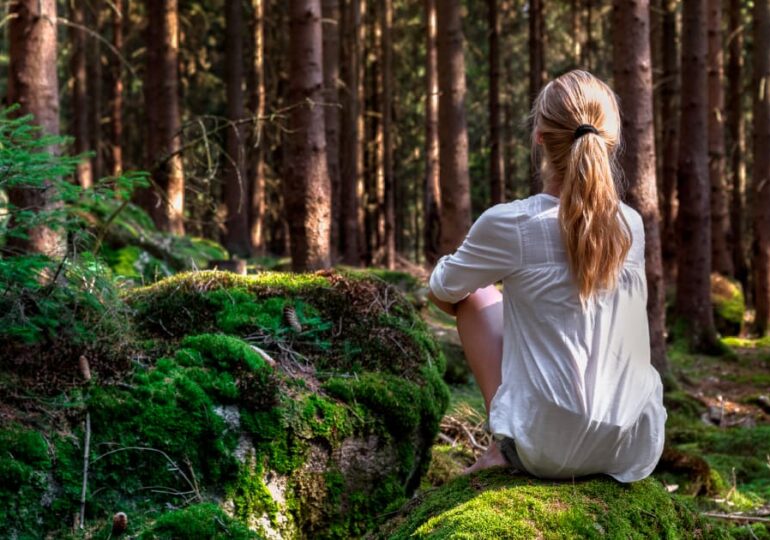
[574, 124, 599, 140]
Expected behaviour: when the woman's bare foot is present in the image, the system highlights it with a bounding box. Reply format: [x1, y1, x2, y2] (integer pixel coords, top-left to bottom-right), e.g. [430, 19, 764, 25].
[462, 440, 509, 475]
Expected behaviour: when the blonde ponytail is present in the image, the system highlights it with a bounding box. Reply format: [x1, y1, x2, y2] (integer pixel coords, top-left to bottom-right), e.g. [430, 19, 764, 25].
[532, 70, 631, 301]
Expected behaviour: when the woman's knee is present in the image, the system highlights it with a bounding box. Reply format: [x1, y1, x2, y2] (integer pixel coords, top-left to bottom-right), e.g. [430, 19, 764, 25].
[457, 284, 503, 313]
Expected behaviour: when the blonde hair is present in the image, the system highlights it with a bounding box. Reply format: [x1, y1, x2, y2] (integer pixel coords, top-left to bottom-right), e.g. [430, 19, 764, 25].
[531, 70, 631, 301]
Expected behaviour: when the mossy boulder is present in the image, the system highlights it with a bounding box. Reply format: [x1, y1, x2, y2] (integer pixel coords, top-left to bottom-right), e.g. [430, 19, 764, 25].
[378, 469, 730, 539]
[0, 270, 449, 539]
[711, 273, 745, 337]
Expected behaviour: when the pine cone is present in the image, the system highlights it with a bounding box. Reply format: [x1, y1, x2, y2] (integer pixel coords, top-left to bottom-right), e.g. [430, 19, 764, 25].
[112, 512, 128, 535]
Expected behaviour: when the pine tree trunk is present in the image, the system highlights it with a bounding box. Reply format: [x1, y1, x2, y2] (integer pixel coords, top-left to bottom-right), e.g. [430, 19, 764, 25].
[751, 0, 770, 335]
[382, 0, 396, 269]
[676, 0, 718, 350]
[612, 0, 669, 375]
[727, 0, 748, 289]
[223, 0, 250, 256]
[87, 1, 104, 181]
[436, 0, 472, 254]
[660, 0, 679, 283]
[582, 0, 592, 69]
[141, 0, 185, 235]
[424, 0, 441, 265]
[285, 0, 332, 271]
[488, 0, 504, 205]
[322, 0, 341, 261]
[7, 0, 64, 256]
[109, 0, 124, 177]
[572, 0, 581, 65]
[708, 0, 733, 276]
[339, 0, 361, 265]
[69, 0, 92, 188]
[248, 0, 266, 255]
[529, 0, 545, 194]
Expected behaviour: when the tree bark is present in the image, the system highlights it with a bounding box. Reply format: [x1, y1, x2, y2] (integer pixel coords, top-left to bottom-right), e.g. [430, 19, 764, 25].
[676, 0, 718, 350]
[87, 1, 104, 181]
[69, 0, 92, 188]
[223, 0, 250, 256]
[436, 0, 472, 255]
[7, 0, 64, 256]
[660, 0, 679, 283]
[140, 0, 185, 235]
[382, 0, 396, 268]
[322, 0, 341, 261]
[612, 0, 669, 375]
[488, 0, 504, 205]
[339, 0, 361, 265]
[285, 0, 332, 271]
[708, 0, 733, 276]
[727, 0, 748, 289]
[248, 0, 266, 255]
[109, 0, 124, 177]
[752, 0, 770, 335]
[529, 0, 545, 194]
[424, 0, 441, 265]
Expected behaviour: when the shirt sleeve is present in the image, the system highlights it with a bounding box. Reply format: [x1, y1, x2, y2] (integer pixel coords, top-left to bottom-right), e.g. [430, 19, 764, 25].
[429, 204, 522, 303]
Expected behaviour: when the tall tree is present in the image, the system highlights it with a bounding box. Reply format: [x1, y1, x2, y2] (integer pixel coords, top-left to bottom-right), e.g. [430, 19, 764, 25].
[727, 0, 747, 287]
[424, 0, 441, 264]
[87, 1, 104, 181]
[322, 0, 341, 260]
[109, 0, 124, 177]
[339, 0, 362, 265]
[285, 0, 332, 270]
[752, 0, 770, 335]
[69, 0, 92, 188]
[529, 0, 545, 194]
[488, 0, 504, 205]
[676, 0, 718, 350]
[382, 0, 396, 268]
[140, 0, 185, 234]
[248, 0, 266, 254]
[7, 0, 64, 256]
[223, 0, 250, 256]
[660, 0, 679, 281]
[436, 0, 472, 254]
[612, 0, 668, 374]
[708, 0, 733, 275]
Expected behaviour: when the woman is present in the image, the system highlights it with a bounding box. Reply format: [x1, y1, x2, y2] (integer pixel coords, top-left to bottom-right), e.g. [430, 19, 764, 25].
[428, 70, 666, 482]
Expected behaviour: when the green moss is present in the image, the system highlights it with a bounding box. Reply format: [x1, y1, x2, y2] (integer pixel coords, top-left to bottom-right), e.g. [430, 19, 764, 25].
[711, 274, 745, 336]
[138, 502, 259, 539]
[381, 471, 729, 539]
[721, 336, 770, 349]
[227, 464, 279, 522]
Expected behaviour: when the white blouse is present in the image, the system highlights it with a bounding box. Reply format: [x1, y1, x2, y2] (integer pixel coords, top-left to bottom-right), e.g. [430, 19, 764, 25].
[429, 193, 667, 483]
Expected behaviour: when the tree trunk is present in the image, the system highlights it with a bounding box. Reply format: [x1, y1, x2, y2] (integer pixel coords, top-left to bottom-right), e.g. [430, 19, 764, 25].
[109, 0, 124, 177]
[752, 0, 770, 335]
[708, 0, 733, 276]
[382, 0, 396, 269]
[248, 0, 266, 255]
[223, 0, 250, 256]
[87, 1, 104, 181]
[676, 0, 718, 351]
[727, 0, 748, 289]
[660, 0, 679, 283]
[322, 0, 341, 261]
[339, 0, 361, 265]
[69, 0, 92, 188]
[285, 0, 332, 271]
[529, 0, 545, 194]
[424, 0, 441, 265]
[612, 0, 669, 375]
[140, 0, 185, 235]
[582, 0, 593, 69]
[572, 0, 581, 65]
[436, 0, 472, 255]
[488, 0, 504, 205]
[7, 0, 64, 256]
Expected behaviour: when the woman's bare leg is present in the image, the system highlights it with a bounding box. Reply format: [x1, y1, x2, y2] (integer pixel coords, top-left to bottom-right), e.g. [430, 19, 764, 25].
[454, 285, 508, 473]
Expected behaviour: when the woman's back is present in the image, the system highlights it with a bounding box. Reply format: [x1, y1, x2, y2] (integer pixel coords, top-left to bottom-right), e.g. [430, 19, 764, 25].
[430, 192, 666, 482]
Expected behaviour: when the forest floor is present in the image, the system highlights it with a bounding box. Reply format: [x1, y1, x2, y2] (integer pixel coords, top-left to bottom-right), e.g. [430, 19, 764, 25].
[417, 294, 770, 532]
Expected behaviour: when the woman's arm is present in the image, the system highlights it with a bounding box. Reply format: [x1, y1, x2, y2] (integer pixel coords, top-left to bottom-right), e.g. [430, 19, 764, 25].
[428, 290, 459, 316]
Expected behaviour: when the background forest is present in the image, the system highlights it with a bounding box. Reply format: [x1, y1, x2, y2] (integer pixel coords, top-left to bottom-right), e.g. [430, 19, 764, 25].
[1, 0, 770, 538]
